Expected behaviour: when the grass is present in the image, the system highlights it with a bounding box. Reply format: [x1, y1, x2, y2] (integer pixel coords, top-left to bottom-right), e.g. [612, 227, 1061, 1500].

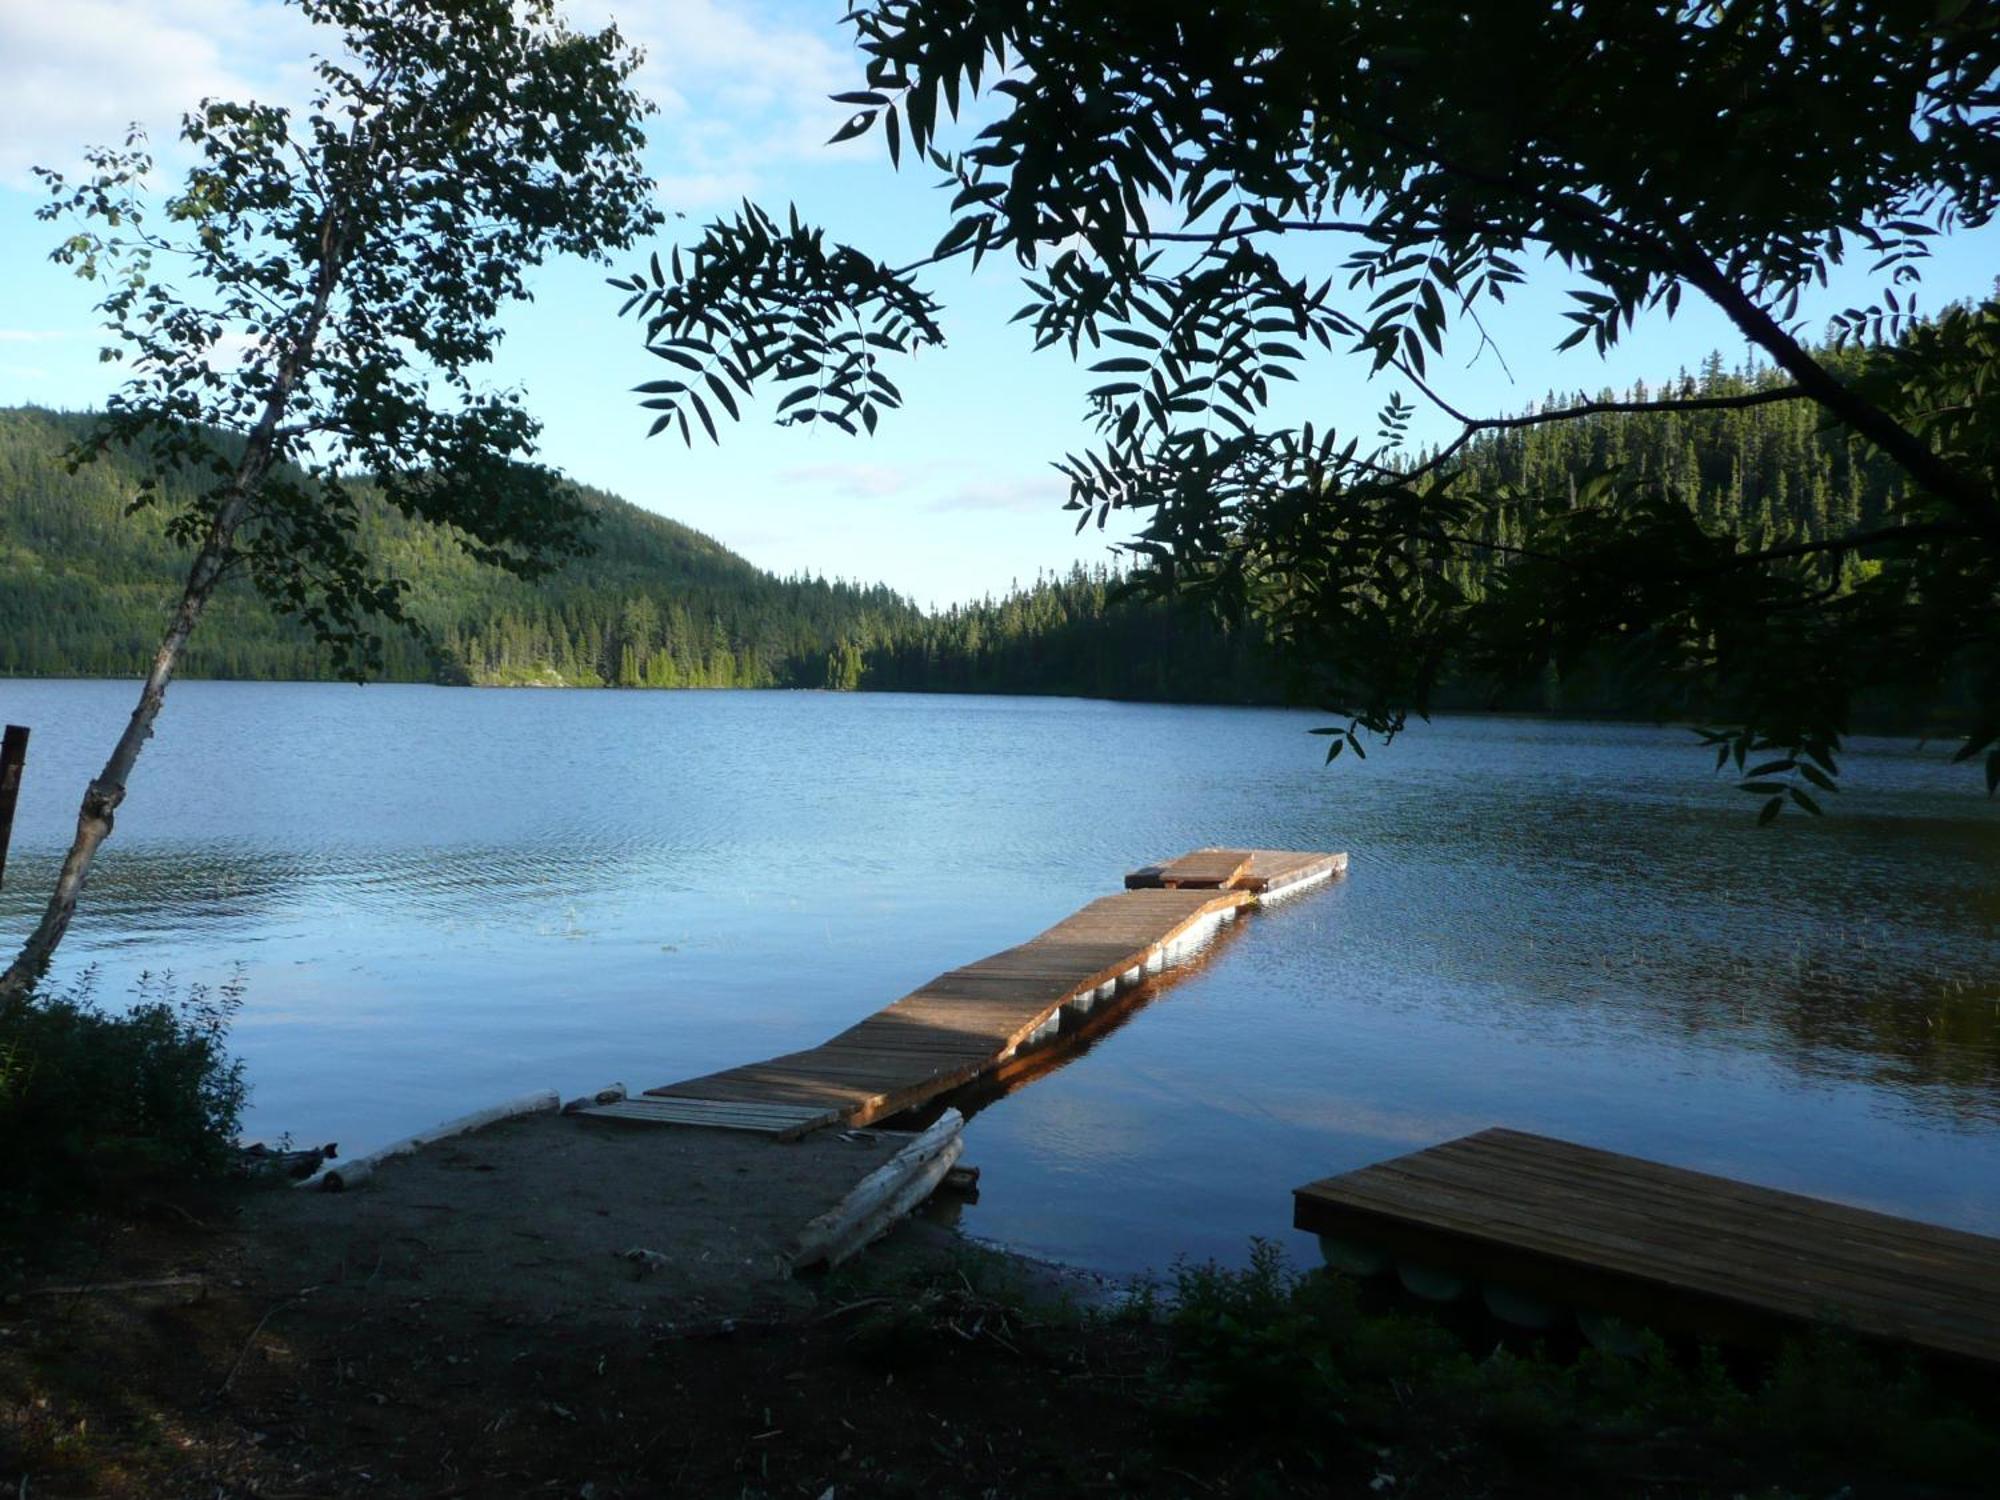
[818, 1233, 1999, 1496]
[1150, 1239, 1999, 1493]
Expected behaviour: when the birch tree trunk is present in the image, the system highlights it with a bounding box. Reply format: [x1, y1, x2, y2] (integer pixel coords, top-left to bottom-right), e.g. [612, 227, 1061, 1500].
[0, 502, 248, 1003]
[0, 245, 341, 1004]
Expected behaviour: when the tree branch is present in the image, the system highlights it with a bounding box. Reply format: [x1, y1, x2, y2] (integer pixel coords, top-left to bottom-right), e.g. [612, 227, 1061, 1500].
[1135, 219, 1381, 243]
[1464, 384, 1810, 433]
[1676, 247, 2000, 544]
[1704, 520, 1972, 574]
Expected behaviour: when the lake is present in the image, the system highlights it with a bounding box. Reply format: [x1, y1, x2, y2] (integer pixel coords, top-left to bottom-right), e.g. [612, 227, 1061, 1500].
[2, 678, 1996, 1273]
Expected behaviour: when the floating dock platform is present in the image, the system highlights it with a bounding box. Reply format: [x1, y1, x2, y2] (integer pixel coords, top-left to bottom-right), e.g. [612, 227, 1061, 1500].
[584, 848, 1344, 1139]
[1294, 1128, 2000, 1368]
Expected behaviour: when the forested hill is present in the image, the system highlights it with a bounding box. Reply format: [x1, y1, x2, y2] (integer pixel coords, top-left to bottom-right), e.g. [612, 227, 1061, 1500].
[1443, 350, 1909, 573]
[0, 353, 1924, 708]
[0, 406, 923, 689]
[0, 404, 1275, 702]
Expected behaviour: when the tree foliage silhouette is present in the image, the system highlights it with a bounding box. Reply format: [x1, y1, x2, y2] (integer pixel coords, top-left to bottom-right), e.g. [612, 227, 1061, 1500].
[619, 0, 2000, 816]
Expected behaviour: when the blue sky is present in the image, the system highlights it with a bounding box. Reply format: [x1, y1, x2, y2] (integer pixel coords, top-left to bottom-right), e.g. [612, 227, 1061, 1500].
[3, 0, 1997, 608]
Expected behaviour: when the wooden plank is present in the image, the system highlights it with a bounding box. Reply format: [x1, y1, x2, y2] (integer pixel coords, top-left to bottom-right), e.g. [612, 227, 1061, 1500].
[582, 1095, 839, 1138]
[1313, 1137, 2000, 1304]
[628, 850, 1340, 1140]
[1152, 848, 1254, 889]
[1293, 1128, 2000, 1368]
[1239, 849, 1348, 896]
[646, 1074, 874, 1106]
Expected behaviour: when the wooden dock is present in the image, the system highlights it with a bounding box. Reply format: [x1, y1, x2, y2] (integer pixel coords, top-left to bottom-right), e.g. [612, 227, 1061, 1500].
[584, 848, 1344, 1139]
[1293, 1128, 2000, 1368]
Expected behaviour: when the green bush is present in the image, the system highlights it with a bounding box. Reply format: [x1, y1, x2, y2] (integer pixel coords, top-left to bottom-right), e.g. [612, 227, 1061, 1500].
[1156, 1243, 2000, 1490]
[0, 967, 248, 1221]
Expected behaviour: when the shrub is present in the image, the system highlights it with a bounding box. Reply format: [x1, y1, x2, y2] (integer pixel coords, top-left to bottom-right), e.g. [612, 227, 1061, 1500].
[1156, 1243, 2000, 1491]
[0, 967, 248, 1222]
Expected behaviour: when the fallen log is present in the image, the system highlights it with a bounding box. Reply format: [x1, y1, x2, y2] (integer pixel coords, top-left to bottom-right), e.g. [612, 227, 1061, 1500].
[785, 1108, 966, 1272]
[237, 1140, 338, 1180]
[298, 1088, 559, 1191]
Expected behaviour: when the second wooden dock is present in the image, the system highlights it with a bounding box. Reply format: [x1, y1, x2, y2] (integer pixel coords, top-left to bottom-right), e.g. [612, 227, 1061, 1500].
[1294, 1128, 2000, 1369]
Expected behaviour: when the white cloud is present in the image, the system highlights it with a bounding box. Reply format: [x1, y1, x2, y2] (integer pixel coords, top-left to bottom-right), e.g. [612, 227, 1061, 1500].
[1, 0, 868, 210]
[928, 475, 1065, 515]
[0, 0, 314, 188]
[781, 460, 919, 499]
[579, 0, 864, 211]
[780, 461, 1067, 515]
[0, 329, 75, 344]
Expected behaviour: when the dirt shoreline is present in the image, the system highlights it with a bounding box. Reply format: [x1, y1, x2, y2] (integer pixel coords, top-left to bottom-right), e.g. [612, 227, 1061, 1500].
[249, 1112, 926, 1327]
[10, 1111, 1994, 1498]
[3, 1111, 1165, 1498]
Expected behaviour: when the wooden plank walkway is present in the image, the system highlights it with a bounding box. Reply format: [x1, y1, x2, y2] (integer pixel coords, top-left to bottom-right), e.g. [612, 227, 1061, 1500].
[1135, 848, 1254, 889]
[588, 849, 1344, 1138]
[1126, 847, 1342, 896]
[1293, 1128, 2000, 1368]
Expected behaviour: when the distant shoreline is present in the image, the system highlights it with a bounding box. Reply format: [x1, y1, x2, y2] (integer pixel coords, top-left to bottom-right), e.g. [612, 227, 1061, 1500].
[1, 670, 1966, 743]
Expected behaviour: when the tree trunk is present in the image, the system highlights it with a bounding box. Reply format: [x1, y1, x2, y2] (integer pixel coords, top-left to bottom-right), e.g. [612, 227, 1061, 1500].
[0, 203, 348, 1004]
[0, 494, 251, 1003]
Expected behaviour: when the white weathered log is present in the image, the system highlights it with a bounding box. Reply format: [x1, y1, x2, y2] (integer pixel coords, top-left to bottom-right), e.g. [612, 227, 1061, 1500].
[785, 1108, 966, 1272]
[298, 1088, 560, 1191]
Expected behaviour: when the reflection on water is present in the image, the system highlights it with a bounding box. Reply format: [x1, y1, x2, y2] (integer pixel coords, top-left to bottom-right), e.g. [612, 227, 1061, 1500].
[0, 678, 1995, 1272]
[915, 911, 1254, 1127]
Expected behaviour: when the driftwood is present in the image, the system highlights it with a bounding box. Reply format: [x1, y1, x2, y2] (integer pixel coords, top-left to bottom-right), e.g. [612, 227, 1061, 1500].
[298, 1088, 559, 1191]
[785, 1109, 966, 1273]
[237, 1140, 338, 1180]
[618, 1247, 672, 1277]
[562, 1082, 628, 1114]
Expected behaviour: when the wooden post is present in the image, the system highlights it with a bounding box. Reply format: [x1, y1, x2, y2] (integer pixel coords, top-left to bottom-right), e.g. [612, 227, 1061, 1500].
[0, 725, 26, 892]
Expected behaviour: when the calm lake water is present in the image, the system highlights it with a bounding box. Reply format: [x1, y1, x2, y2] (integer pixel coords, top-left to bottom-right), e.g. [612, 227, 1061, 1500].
[2, 679, 1996, 1272]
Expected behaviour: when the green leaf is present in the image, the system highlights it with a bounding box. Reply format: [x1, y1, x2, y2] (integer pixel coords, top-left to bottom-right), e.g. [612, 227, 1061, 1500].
[932, 215, 984, 259]
[1951, 728, 1996, 763]
[649, 346, 704, 371]
[828, 110, 876, 146]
